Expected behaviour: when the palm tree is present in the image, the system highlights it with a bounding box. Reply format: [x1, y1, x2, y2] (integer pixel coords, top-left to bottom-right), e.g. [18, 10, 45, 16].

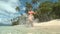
[34, 1, 54, 21]
[25, 2, 32, 13]
[32, 0, 39, 4]
[26, 2, 32, 9]
[15, 6, 20, 11]
[11, 6, 20, 25]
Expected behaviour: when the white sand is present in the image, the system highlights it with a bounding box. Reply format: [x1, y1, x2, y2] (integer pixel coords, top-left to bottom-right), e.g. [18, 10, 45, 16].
[34, 19, 60, 26]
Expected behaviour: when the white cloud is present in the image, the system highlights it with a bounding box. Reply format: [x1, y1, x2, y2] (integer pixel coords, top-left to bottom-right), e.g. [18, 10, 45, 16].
[0, 18, 11, 24]
[0, 0, 19, 13]
[0, 0, 21, 24]
[0, 18, 2, 22]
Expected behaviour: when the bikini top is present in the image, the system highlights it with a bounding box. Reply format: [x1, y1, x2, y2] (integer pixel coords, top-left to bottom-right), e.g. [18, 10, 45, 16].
[28, 11, 34, 14]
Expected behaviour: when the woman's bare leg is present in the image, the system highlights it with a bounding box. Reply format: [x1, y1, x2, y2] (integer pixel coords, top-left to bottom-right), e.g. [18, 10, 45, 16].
[30, 21, 33, 27]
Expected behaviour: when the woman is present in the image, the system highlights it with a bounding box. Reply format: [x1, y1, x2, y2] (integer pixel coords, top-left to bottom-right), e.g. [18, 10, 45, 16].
[27, 10, 36, 27]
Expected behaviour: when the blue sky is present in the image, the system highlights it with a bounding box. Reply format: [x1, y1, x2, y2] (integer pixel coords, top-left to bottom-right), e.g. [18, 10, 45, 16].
[0, 0, 20, 24]
[0, 0, 58, 24]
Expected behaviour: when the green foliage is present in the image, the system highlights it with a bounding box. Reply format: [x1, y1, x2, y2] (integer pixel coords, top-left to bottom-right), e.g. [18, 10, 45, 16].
[33, 1, 54, 21]
[12, 21, 19, 26]
[15, 6, 20, 11]
[52, 1, 60, 19]
[32, 0, 39, 4]
[11, 17, 19, 26]
[26, 2, 32, 9]
[25, 0, 60, 22]
[25, 2, 32, 13]
[25, 0, 39, 13]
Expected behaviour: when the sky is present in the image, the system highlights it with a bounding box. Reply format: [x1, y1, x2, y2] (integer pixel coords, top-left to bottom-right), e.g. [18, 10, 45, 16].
[0, 0, 58, 25]
[0, 0, 21, 24]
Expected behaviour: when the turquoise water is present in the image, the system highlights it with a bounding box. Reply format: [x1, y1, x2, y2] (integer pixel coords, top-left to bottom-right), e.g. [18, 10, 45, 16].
[0, 26, 28, 34]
